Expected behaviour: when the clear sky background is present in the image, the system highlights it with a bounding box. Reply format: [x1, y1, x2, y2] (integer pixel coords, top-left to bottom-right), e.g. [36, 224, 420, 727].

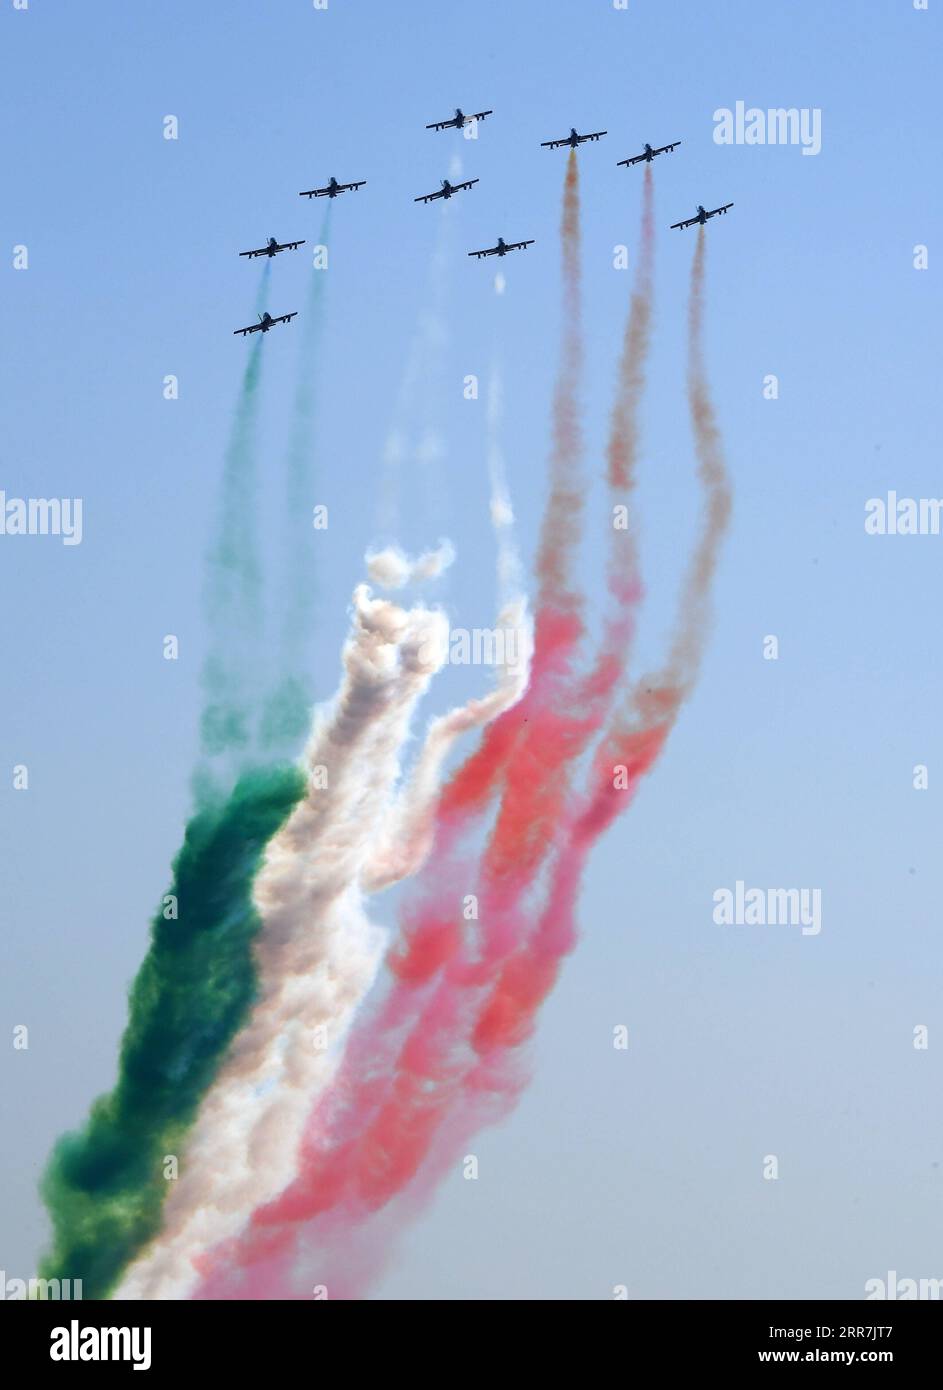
[1, 0, 941, 1299]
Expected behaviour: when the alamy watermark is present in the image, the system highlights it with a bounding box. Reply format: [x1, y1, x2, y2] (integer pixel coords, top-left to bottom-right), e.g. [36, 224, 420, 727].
[0, 492, 83, 545]
[50, 1320, 151, 1370]
[865, 493, 943, 535]
[1, 1269, 83, 1300]
[417, 624, 524, 669]
[713, 880, 822, 936]
[714, 102, 822, 156]
[865, 1271, 942, 1300]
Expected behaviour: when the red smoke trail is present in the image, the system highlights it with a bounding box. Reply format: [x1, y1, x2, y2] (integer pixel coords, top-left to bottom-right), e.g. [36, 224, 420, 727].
[665, 226, 732, 688]
[535, 149, 584, 612]
[193, 162, 713, 1302]
[609, 165, 655, 495]
[373, 180, 668, 1179]
[376, 209, 730, 1202]
[461, 221, 733, 1078]
[464, 160, 655, 916]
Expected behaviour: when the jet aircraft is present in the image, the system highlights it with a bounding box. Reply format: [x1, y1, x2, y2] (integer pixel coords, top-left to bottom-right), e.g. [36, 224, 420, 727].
[239, 237, 305, 260]
[617, 140, 681, 167]
[669, 203, 734, 230]
[426, 107, 492, 131]
[541, 127, 607, 149]
[233, 310, 298, 337]
[415, 177, 479, 204]
[299, 177, 366, 199]
[468, 236, 534, 259]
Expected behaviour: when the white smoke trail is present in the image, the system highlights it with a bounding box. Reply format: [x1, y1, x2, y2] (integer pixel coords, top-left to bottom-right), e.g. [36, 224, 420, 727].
[376, 159, 462, 539]
[486, 361, 521, 601]
[116, 535, 530, 1300]
[365, 539, 455, 591]
[363, 593, 531, 894]
[364, 365, 531, 892]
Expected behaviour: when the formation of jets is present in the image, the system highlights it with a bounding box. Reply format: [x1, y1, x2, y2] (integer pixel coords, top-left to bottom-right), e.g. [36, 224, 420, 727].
[233, 105, 734, 334]
[415, 177, 479, 204]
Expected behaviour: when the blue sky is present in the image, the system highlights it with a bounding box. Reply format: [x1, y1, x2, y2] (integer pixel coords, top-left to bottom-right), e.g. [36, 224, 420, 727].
[1, 0, 941, 1298]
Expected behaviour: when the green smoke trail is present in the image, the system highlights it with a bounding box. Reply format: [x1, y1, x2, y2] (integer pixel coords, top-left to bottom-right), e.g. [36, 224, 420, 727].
[39, 761, 306, 1299]
[198, 261, 272, 785]
[260, 207, 332, 753]
[38, 258, 312, 1298]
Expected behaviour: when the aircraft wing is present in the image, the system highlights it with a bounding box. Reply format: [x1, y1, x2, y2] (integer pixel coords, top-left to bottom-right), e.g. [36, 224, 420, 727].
[468, 246, 498, 259]
[709, 202, 734, 217]
[299, 187, 326, 198]
[271, 312, 298, 326]
[426, 117, 455, 130]
[454, 178, 479, 192]
[505, 240, 534, 252]
[541, 137, 569, 149]
[233, 323, 261, 336]
[670, 216, 699, 230]
[578, 130, 607, 143]
[617, 152, 646, 167]
[415, 189, 446, 203]
[468, 109, 492, 122]
[653, 141, 681, 156]
[239, 248, 265, 258]
[338, 181, 366, 192]
[279, 240, 305, 251]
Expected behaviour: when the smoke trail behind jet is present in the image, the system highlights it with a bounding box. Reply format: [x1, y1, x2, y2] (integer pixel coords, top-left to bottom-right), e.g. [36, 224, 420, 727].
[455, 267, 735, 1120]
[197, 262, 272, 787]
[665, 226, 732, 687]
[39, 256, 311, 1300]
[535, 150, 583, 609]
[260, 208, 333, 755]
[376, 178, 459, 542]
